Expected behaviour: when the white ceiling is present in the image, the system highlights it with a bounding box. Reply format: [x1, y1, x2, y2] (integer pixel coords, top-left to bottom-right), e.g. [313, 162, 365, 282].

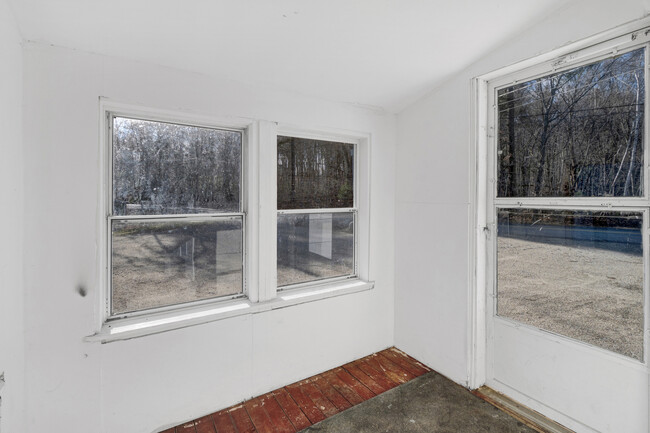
[9, 0, 569, 113]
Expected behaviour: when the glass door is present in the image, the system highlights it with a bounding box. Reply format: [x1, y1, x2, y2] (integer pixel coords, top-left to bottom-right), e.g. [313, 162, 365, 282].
[486, 42, 649, 433]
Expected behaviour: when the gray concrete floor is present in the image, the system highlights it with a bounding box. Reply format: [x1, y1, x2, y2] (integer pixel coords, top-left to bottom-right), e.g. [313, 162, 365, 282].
[299, 371, 536, 433]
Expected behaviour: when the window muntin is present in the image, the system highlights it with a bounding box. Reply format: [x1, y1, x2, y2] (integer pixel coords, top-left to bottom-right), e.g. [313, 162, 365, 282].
[497, 48, 645, 198]
[277, 135, 357, 288]
[496, 208, 644, 360]
[108, 114, 244, 317]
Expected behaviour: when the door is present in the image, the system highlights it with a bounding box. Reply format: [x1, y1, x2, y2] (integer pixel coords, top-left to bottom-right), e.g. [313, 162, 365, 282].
[484, 35, 649, 433]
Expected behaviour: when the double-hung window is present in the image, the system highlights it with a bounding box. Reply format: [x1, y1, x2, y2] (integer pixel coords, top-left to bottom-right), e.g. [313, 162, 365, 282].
[107, 113, 245, 319]
[96, 104, 372, 339]
[276, 135, 357, 288]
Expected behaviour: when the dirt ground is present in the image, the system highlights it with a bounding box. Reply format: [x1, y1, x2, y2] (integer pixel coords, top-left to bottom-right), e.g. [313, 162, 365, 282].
[498, 236, 644, 360]
[112, 224, 354, 313]
[112, 227, 242, 314]
[277, 252, 353, 287]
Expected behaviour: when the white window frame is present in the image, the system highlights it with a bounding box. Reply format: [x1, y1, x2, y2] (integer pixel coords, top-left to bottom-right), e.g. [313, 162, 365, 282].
[275, 129, 361, 291]
[469, 16, 650, 389]
[88, 101, 373, 342]
[105, 114, 248, 320]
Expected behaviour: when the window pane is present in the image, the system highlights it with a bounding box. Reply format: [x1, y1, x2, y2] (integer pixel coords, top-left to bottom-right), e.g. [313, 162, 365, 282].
[497, 48, 645, 197]
[112, 117, 241, 215]
[277, 212, 354, 287]
[111, 218, 243, 315]
[497, 208, 643, 360]
[277, 136, 354, 209]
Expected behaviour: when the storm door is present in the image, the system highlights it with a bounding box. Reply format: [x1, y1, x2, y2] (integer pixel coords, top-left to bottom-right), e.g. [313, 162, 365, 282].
[485, 41, 650, 433]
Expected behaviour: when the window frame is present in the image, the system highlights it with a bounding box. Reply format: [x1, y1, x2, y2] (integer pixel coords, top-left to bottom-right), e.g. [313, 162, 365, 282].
[276, 133, 360, 290]
[91, 101, 373, 341]
[98, 100, 255, 324]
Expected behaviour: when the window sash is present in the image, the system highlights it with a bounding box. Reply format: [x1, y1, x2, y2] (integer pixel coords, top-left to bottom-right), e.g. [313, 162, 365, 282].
[276, 210, 358, 290]
[107, 112, 245, 216]
[275, 134, 359, 290]
[106, 111, 246, 320]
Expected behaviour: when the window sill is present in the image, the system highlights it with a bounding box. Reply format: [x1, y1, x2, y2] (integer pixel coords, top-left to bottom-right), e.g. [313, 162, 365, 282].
[85, 279, 374, 343]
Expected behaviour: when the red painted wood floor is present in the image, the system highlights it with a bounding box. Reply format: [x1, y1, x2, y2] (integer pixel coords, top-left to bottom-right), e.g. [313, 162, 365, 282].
[160, 347, 431, 433]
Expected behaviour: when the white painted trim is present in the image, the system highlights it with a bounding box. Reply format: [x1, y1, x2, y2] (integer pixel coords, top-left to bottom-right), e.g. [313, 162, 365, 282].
[494, 315, 648, 371]
[85, 279, 374, 343]
[276, 124, 367, 146]
[257, 120, 278, 301]
[98, 98, 254, 131]
[244, 121, 260, 303]
[468, 76, 489, 389]
[277, 208, 356, 214]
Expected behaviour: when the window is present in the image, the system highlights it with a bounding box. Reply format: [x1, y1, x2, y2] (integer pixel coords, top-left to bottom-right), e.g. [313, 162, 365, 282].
[276, 136, 357, 288]
[95, 103, 372, 340]
[490, 45, 647, 360]
[108, 114, 244, 318]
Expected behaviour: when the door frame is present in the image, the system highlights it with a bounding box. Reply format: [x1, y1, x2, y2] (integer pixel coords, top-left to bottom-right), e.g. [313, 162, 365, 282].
[469, 13, 650, 429]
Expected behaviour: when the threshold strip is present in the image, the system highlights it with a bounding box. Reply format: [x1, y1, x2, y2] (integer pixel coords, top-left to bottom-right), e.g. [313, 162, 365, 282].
[472, 386, 575, 433]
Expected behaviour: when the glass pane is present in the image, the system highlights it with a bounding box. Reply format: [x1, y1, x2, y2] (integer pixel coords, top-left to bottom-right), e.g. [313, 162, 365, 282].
[111, 218, 243, 315]
[277, 212, 355, 287]
[497, 208, 644, 360]
[277, 136, 354, 209]
[112, 117, 241, 215]
[497, 48, 645, 197]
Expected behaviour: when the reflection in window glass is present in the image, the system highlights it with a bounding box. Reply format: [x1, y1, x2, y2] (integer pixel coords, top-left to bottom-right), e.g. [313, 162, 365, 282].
[111, 218, 243, 315]
[497, 48, 645, 197]
[497, 208, 643, 360]
[277, 212, 354, 287]
[112, 117, 241, 215]
[277, 136, 354, 210]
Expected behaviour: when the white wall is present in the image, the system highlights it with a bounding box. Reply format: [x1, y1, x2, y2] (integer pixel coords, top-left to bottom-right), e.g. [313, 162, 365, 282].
[0, 1, 24, 432]
[21, 44, 396, 433]
[395, 0, 650, 386]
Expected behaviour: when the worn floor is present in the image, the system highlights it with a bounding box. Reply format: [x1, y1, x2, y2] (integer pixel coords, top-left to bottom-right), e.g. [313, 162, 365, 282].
[161, 348, 431, 433]
[300, 371, 536, 433]
[162, 348, 536, 433]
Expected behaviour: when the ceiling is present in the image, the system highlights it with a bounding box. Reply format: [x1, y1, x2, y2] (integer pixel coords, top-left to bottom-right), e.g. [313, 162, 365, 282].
[8, 0, 569, 113]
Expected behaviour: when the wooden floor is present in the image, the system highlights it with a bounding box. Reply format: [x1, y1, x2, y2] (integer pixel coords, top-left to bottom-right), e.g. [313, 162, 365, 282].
[161, 347, 431, 433]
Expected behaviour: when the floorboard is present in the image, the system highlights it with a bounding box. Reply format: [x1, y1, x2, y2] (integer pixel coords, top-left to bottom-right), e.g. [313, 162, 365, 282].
[162, 347, 431, 433]
[212, 411, 237, 433]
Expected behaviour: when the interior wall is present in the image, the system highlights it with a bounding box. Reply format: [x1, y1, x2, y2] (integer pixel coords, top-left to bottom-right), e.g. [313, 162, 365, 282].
[0, 1, 24, 432]
[21, 43, 396, 433]
[395, 0, 650, 385]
